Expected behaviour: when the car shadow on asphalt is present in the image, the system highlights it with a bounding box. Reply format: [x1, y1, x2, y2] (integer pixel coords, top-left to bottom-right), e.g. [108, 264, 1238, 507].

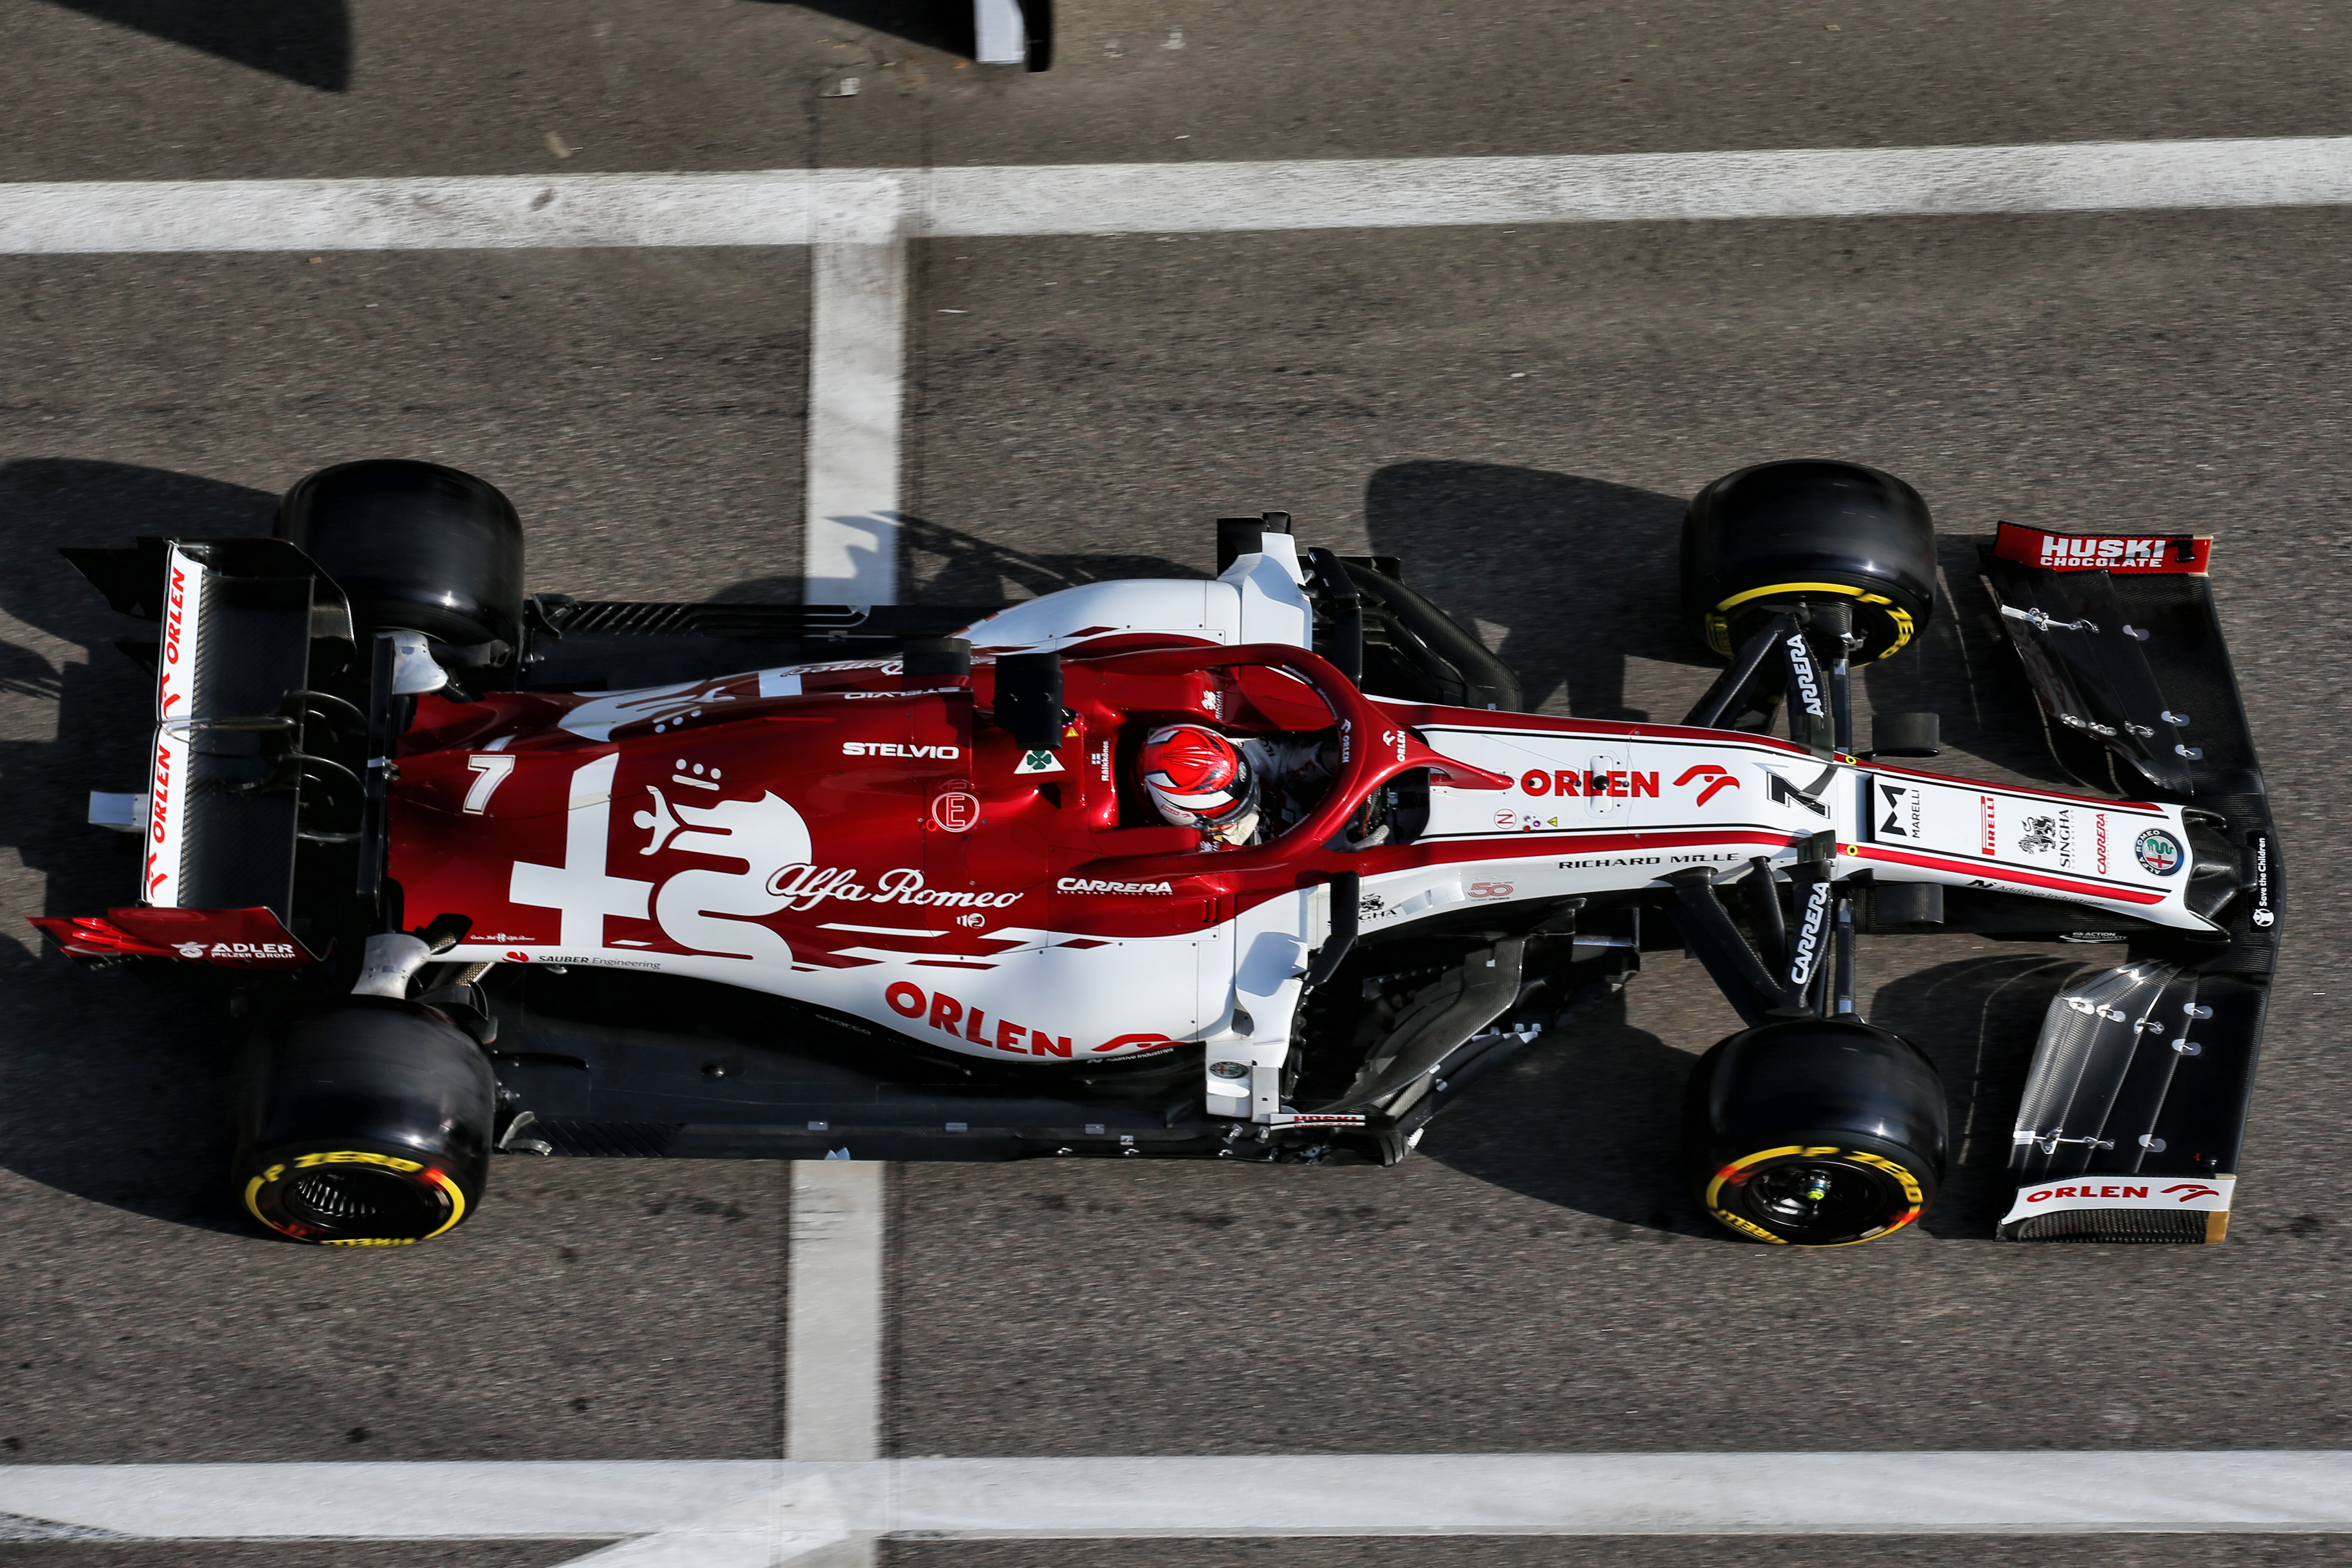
[1421, 949, 2084, 1243]
[32, 0, 350, 92]
[1867, 948, 2088, 1239]
[825, 510, 1204, 608]
[1416, 990, 1720, 1237]
[0, 459, 277, 1238]
[1859, 535, 2086, 790]
[745, 0, 976, 64]
[1363, 461, 1713, 720]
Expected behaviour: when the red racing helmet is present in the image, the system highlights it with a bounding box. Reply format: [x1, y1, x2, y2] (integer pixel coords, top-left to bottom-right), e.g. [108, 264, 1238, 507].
[1138, 723, 1258, 829]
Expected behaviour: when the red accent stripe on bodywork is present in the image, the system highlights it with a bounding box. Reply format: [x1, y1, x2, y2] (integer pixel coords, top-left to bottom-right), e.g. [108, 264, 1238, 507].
[1853, 844, 2167, 906]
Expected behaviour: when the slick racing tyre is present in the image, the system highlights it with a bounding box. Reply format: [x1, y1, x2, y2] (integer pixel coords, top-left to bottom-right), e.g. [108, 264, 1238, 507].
[1680, 459, 1936, 662]
[276, 458, 526, 662]
[234, 997, 496, 1246]
[1685, 1019, 1947, 1247]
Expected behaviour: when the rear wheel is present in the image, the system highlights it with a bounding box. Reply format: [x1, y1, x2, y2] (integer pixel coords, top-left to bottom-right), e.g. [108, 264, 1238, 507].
[243, 1142, 474, 1245]
[1686, 1019, 1947, 1246]
[234, 997, 496, 1245]
[276, 459, 526, 665]
[1680, 460, 1936, 662]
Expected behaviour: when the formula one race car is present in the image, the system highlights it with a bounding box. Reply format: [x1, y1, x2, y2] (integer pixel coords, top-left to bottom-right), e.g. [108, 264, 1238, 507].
[40, 458, 2278, 1249]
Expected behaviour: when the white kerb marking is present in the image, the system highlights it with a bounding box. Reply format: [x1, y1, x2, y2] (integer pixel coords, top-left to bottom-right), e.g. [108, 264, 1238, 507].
[804, 177, 908, 608]
[6, 139, 2352, 254]
[13, 1452, 2352, 1543]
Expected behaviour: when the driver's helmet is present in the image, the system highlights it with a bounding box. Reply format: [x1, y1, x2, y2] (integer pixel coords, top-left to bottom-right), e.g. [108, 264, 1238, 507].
[1138, 723, 1258, 830]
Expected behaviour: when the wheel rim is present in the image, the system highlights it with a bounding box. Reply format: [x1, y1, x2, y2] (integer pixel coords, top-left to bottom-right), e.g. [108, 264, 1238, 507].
[1707, 1146, 1926, 1245]
[245, 1150, 467, 1246]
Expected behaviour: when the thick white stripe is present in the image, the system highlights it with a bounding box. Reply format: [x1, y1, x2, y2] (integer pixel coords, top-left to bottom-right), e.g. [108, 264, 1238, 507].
[0, 172, 821, 252]
[803, 180, 908, 607]
[0, 1461, 775, 1539]
[784, 1162, 887, 1461]
[14, 1453, 2352, 1541]
[920, 138, 2352, 235]
[5, 139, 2352, 253]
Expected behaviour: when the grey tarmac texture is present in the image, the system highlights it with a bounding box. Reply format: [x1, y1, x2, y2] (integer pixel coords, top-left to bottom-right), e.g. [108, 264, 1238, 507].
[6, 0, 2352, 180]
[4, 1, 2352, 1566]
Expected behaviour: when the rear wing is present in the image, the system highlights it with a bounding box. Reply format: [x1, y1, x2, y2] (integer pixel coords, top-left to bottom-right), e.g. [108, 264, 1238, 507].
[50, 537, 359, 960]
[1979, 525, 2279, 1241]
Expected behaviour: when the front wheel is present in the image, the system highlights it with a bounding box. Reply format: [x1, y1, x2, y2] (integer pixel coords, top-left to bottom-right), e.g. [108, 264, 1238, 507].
[1686, 1019, 1947, 1246]
[1680, 459, 1937, 663]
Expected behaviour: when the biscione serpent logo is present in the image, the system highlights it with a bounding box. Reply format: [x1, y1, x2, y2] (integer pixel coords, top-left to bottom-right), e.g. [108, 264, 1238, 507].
[2134, 826, 2185, 876]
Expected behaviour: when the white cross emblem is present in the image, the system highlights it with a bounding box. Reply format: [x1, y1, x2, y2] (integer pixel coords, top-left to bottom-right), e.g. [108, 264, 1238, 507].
[509, 753, 653, 948]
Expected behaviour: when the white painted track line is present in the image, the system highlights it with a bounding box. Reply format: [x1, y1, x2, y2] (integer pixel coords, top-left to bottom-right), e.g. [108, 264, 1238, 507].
[555, 1161, 894, 1565]
[922, 137, 2352, 235]
[554, 1478, 858, 1568]
[0, 172, 824, 251]
[784, 1161, 888, 1462]
[0, 1461, 775, 1539]
[13, 1453, 2352, 1539]
[5, 138, 2352, 252]
[549, 1160, 892, 1567]
[803, 179, 909, 608]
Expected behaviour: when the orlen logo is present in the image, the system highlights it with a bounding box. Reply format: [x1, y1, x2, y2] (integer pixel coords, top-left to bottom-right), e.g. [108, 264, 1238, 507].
[159, 564, 189, 681]
[148, 737, 175, 846]
[842, 742, 961, 759]
[1522, 769, 1657, 799]
[2024, 1181, 2221, 1204]
[883, 981, 1178, 1059]
[1674, 764, 1740, 808]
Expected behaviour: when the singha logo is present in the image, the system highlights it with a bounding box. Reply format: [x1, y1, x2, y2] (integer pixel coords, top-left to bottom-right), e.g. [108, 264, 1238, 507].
[2017, 816, 2060, 856]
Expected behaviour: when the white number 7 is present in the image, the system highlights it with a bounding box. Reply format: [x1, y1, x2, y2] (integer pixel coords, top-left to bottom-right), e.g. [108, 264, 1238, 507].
[463, 754, 517, 815]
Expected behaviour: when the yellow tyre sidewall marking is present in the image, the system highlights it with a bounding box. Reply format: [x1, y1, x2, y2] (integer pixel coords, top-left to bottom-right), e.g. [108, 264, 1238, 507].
[1704, 583, 1917, 661]
[245, 1150, 464, 1246]
[1706, 1143, 1926, 1247]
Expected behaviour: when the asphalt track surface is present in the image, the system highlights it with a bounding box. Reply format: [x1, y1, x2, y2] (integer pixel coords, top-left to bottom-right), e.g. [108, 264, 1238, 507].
[3, 0, 2352, 1563]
